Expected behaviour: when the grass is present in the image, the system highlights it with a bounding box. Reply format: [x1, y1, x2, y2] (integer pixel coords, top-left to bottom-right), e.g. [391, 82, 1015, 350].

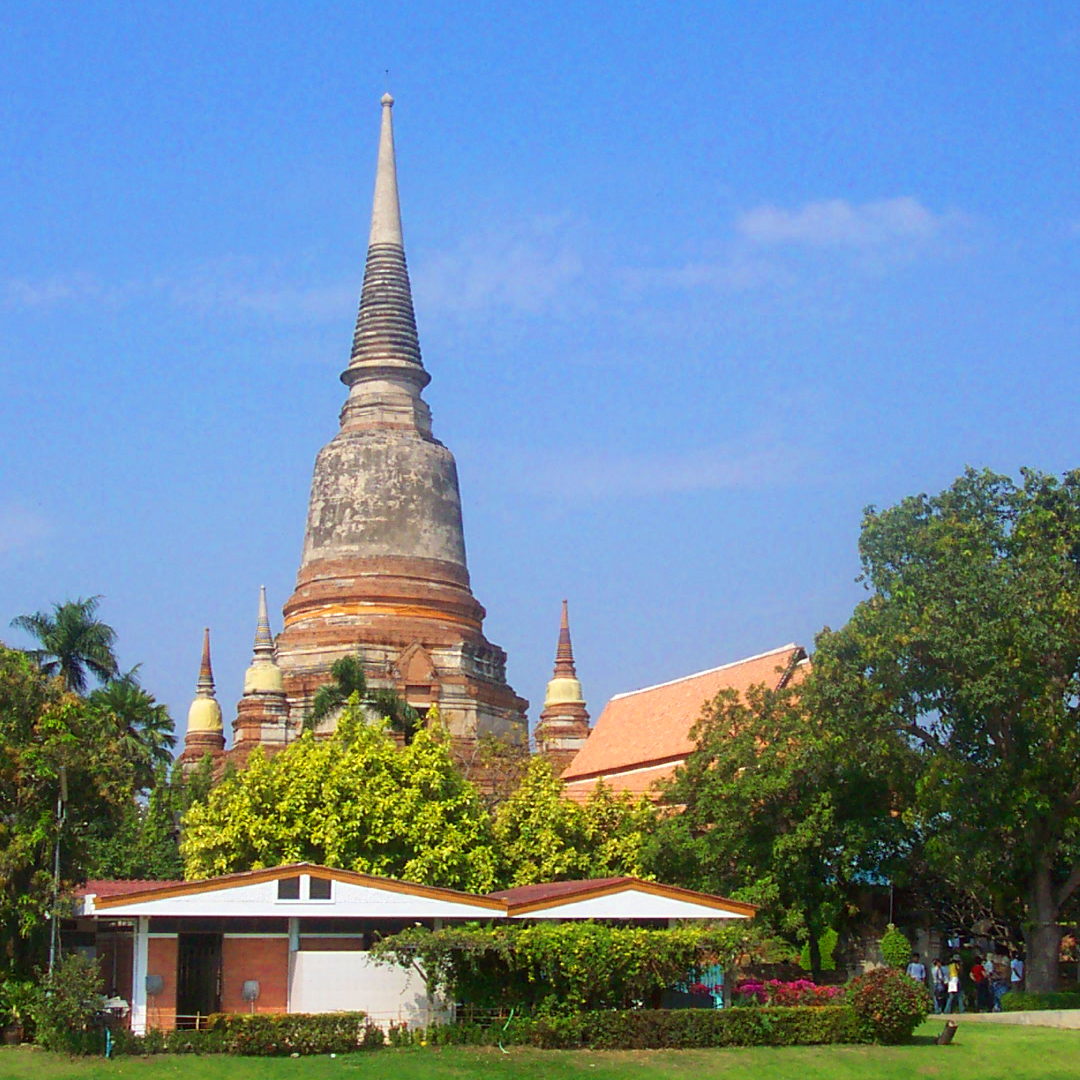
[2, 1022, 1078, 1080]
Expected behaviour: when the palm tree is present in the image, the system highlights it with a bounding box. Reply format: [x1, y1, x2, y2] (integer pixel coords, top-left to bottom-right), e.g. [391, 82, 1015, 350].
[306, 654, 420, 742]
[89, 668, 176, 790]
[11, 596, 119, 693]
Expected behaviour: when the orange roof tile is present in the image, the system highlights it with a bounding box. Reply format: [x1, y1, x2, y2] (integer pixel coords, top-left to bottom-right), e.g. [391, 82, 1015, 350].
[561, 644, 807, 796]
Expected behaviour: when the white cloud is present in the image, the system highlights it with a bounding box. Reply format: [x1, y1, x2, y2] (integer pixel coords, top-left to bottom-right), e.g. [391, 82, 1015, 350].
[0, 504, 51, 558]
[736, 197, 951, 249]
[521, 438, 804, 500]
[412, 217, 585, 316]
[1, 273, 107, 308]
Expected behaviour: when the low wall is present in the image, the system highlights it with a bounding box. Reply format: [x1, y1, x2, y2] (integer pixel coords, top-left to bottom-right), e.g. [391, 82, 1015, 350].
[956, 1010, 1080, 1030]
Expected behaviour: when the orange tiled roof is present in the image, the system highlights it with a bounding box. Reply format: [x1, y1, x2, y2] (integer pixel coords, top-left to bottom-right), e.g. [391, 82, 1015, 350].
[561, 644, 808, 799]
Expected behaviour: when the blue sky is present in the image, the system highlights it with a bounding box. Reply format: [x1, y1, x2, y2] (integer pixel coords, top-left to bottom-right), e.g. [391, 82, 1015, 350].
[2, 2, 1078, 741]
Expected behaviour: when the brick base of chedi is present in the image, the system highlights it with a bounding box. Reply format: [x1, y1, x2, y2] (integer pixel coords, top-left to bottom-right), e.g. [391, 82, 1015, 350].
[271, 94, 526, 745]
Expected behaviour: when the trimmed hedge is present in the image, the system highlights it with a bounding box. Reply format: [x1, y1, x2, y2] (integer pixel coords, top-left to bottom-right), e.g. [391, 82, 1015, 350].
[1002, 990, 1080, 1012]
[114, 1005, 881, 1055]
[115, 1012, 383, 1056]
[527, 1006, 864, 1049]
[113, 1027, 228, 1055]
[390, 1007, 864, 1050]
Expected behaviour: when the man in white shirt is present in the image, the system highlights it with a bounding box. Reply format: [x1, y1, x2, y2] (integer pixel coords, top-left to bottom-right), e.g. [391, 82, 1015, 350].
[906, 952, 927, 985]
[1010, 954, 1024, 989]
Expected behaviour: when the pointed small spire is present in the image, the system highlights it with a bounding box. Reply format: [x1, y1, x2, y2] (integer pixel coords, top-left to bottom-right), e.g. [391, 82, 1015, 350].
[553, 599, 577, 678]
[370, 93, 403, 247]
[252, 585, 275, 662]
[196, 627, 215, 697]
[184, 626, 224, 746]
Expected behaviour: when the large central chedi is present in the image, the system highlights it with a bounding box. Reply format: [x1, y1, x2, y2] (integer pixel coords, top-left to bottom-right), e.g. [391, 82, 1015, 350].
[273, 95, 527, 743]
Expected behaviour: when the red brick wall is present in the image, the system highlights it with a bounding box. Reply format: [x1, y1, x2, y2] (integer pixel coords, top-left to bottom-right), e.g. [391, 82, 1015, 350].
[146, 936, 178, 1030]
[220, 937, 289, 1015]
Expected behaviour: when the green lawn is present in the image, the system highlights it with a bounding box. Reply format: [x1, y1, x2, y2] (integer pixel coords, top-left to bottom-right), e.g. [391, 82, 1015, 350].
[2, 1022, 1078, 1080]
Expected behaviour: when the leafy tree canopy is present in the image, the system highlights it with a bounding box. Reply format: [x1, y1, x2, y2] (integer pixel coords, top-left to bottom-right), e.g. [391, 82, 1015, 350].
[88, 669, 176, 791]
[306, 655, 420, 742]
[10, 596, 118, 694]
[642, 681, 907, 978]
[812, 466, 1080, 991]
[492, 756, 657, 887]
[85, 758, 214, 881]
[0, 644, 134, 977]
[181, 702, 497, 891]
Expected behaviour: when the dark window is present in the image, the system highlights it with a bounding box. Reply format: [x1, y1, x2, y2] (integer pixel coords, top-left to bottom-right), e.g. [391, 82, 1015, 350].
[277, 877, 301, 900]
[308, 877, 332, 901]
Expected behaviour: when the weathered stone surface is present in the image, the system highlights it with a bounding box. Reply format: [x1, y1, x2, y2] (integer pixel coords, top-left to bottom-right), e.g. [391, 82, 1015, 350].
[301, 430, 467, 566]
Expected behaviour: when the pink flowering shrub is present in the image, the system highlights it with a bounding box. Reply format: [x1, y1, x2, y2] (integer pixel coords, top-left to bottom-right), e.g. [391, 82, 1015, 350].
[734, 978, 843, 1007]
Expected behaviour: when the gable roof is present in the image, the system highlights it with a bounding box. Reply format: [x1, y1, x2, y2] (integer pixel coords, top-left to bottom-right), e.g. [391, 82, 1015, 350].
[76, 879, 184, 899]
[85, 862, 505, 913]
[561, 644, 808, 796]
[490, 876, 757, 918]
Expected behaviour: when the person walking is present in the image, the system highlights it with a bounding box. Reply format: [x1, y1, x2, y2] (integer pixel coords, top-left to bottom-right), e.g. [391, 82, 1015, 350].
[970, 955, 992, 1012]
[931, 958, 948, 1014]
[1010, 953, 1025, 994]
[906, 952, 927, 985]
[944, 954, 965, 1014]
[990, 957, 1008, 1011]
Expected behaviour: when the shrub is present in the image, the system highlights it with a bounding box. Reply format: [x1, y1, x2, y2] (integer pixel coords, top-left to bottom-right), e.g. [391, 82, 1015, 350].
[204, 1012, 382, 1055]
[112, 1027, 228, 1055]
[31, 953, 107, 1055]
[878, 924, 912, 969]
[1001, 990, 1080, 1012]
[847, 967, 932, 1043]
[799, 927, 839, 972]
[733, 978, 842, 1007]
[528, 1006, 864, 1049]
[0, 979, 38, 1040]
[371, 921, 763, 1014]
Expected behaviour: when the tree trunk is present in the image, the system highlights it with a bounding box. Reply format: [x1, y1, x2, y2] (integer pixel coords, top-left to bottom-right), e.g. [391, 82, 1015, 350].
[1025, 867, 1064, 993]
[805, 910, 822, 982]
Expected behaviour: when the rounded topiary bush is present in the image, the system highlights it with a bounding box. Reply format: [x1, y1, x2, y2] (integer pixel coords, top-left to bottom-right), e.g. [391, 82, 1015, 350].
[878, 923, 911, 969]
[847, 967, 932, 1044]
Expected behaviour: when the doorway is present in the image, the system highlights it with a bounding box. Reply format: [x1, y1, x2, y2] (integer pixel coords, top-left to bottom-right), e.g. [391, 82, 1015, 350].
[176, 933, 221, 1028]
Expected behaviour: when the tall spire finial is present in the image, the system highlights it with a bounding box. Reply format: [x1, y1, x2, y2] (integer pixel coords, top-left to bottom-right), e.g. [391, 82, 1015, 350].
[196, 627, 215, 696]
[554, 599, 577, 678]
[342, 94, 428, 424]
[370, 91, 403, 247]
[252, 585, 275, 661]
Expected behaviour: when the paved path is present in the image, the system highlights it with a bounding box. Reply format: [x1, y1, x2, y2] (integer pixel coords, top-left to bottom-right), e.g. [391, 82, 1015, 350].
[942, 1010, 1080, 1029]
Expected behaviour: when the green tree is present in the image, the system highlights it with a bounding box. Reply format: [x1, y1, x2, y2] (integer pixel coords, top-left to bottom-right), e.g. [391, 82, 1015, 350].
[491, 755, 656, 887]
[88, 669, 175, 791]
[0, 644, 133, 977]
[643, 681, 905, 979]
[85, 758, 214, 881]
[181, 703, 496, 891]
[812, 467, 1080, 992]
[306, 654, 420, 742]
[10, 597, 118, 694]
